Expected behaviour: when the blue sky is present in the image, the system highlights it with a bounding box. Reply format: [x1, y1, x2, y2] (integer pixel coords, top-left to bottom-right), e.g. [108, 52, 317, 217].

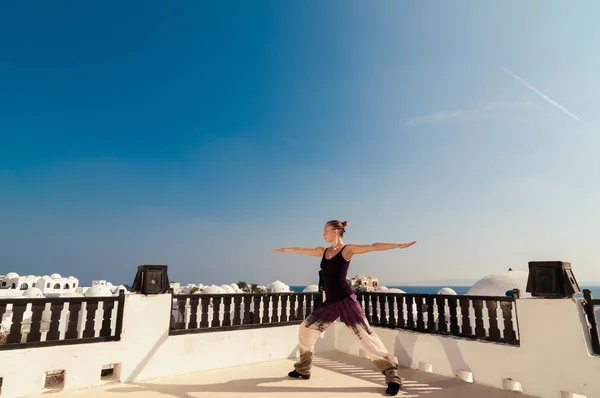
[1, 1, 600, 286]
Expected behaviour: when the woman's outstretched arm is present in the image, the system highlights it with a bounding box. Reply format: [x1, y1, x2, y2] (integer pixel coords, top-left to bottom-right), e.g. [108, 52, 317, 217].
[271, 247, 326, 257]
[345, 241, 416, 259]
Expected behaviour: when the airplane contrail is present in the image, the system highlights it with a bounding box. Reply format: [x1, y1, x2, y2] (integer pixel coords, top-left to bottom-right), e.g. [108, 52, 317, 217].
[501, 67, 595, 131]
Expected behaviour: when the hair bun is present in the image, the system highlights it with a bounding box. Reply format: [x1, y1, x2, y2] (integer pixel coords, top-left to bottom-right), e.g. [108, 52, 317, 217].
[341, 221, 349, 227]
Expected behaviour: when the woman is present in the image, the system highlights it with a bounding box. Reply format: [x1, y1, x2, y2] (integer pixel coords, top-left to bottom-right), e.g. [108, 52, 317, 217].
[272, 220, 416, 396]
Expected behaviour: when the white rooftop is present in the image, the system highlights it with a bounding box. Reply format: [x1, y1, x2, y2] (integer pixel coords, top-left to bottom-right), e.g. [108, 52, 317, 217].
[37, 352, 536, 398]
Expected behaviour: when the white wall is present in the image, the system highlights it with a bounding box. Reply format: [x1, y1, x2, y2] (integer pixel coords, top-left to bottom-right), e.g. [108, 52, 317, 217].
[333, 297, 600, 398]
[0, 294, 335, 398]
[1, 294, 599, 398]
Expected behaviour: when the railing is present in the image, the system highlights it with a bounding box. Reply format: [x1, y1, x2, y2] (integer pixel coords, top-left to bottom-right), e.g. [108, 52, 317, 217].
[169, 292, 320, 335]
[583, 289, 600, 355]
[0, 291, 125, 350]
[356, 292, 520, 346]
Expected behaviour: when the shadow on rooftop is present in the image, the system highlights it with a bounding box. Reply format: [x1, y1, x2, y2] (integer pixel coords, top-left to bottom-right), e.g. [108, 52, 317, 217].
[107, 377, 391, 397]
[106, 352, 534, 398]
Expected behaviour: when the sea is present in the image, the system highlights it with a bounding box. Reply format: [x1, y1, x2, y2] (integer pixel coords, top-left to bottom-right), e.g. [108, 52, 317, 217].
[289, 285, 600, 298]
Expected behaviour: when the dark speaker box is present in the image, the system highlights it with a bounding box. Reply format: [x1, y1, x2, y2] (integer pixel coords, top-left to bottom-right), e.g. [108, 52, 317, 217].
[132, 264, 170, 295]
[526, 261, 581, 298]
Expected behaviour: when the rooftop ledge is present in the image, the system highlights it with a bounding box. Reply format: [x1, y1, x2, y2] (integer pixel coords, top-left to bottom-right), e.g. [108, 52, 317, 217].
[0, 292, 597, 398]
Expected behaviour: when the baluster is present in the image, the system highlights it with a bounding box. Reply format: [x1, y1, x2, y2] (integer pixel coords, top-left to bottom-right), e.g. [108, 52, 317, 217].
[296, 294, 305, 320]
[436, 296, 447, 333]
[425, 296, 435, 332]
[386, 295, 397, 328]
[242, 296, 251, 324]
[448, 297, 460, 335]
[406, 295, 415, 329]
[280, 295, 289, 323]
[305, 294, 313, 317]
[82, 300, 98, 339]
[222, 296, 232, 327]
[100, 299, 115, 337]
[378, 294, 388, 326]
[500, 301, 517, 343]
[262, 295, 271, 324]
[473, 299, 486, 337]
[200, 297, 210, 328]
[415, 296, 425, 331]
[7, 301, 27, 344]
[65, 301, 82, 340]
[233, 296, 242, 326]
[486, 300, 501, 340]
[289, 294, 297, 322]
[212, 297, 222, 328]
[272, 294, 280, 323]
[27, 301, 45, 342]
[397, 295, 406, 328]
[189, 297, 200, 329]
[47, 302, 65, 340]
[459, 297, 472, 336]
[371, 294, 380, 326]
[114, 291, 126, 339]
[175, 299, 186, 330]
[252, 295, 262, 324]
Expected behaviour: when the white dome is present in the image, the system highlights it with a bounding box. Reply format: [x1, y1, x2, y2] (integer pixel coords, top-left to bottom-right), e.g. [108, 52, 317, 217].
[202, 285, 227, 294]
[438, 287, 457, 295]
[375, 286, 388, 292]
[68, 276, 76, 280]
[467, 270, 530, 297]
[50, 273, 61, 279]
[6, 272, 19, 279]
[42, 275, 50, 279]
[112, 285, 128, 294]
[220, 285, 236, 293]
[269, 281, 290, 293]
[84, 285, 113, 297]
[27, 275, 35, 279]
[303, 284, 319, 293]
[106, 282, 114, 287]
[256, 285, 267, 293]
[386, 288, 405, 293]
[22, 287, 44, 298]
[229, 283, 239, 291]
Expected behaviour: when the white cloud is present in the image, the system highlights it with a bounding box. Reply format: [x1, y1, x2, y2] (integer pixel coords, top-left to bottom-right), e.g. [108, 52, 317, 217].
[405, 100, 536, 127]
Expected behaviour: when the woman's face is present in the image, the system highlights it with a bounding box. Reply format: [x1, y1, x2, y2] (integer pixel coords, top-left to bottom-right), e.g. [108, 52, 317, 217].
[323, 224, 337, 243]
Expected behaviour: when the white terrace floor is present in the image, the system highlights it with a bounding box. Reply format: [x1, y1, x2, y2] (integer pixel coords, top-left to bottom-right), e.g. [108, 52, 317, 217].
[40, 352, 535, 398]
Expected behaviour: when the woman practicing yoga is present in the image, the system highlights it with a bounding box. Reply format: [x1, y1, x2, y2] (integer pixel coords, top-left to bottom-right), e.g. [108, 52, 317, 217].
[272, 220, 416, 396]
